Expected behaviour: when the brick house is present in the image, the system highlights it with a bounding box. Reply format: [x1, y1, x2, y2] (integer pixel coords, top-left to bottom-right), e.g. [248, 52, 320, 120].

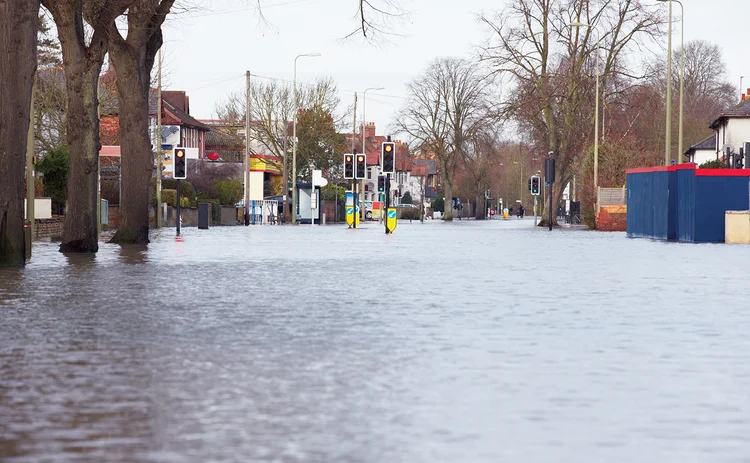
[100, 82, 211, 158]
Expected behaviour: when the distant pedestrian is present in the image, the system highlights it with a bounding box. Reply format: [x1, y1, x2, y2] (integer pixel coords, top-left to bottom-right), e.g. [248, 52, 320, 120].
[519, 205, 525, 218]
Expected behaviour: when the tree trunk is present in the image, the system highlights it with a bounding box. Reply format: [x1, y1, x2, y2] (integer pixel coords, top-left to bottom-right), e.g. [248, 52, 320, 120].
[44, 0, 119, 253]
[442, 181, 453, 221]
[0, 0, 39, 267]
[108, 41, 153, 244]
[58, 51, 103, 253]
[538, 178, 567, 228]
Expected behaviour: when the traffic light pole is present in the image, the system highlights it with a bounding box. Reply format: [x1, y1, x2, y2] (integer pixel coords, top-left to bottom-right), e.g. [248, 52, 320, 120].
[352, 179, 357, 229]
[176, 179, 181, 236]
[548, 179, 553, 231]
[384, 173, 391, 234]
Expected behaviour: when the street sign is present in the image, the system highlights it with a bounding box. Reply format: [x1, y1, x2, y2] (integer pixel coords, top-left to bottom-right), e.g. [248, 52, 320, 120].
[386, 207, 397, 233]
[310, 191, 318, 209]
[312, 169, 328, 187]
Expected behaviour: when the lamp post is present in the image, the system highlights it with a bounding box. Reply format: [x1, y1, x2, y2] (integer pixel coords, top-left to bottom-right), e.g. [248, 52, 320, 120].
[570, 21, 600, 189]
[363, 87, 383, 214]
[291, 52, 321, 225]
[658, 0, 684, 164]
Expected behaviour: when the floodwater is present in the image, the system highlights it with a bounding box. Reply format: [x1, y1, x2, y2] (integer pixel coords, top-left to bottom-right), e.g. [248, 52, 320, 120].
[2, 219, 750, 462]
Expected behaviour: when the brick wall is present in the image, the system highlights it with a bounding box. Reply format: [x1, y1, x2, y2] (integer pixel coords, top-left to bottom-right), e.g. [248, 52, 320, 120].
[596, 205, 627, 232]
[35, 216, 64, 238]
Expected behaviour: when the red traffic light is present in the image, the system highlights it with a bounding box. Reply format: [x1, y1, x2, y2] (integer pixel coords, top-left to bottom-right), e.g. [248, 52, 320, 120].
[384, 144, 393, 153]
[346, 155, 352, 162]
[357, 155, 365, 162]
[176, 149, 185, 158]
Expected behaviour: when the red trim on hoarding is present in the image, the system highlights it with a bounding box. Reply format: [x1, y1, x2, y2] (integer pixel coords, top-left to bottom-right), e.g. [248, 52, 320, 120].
[626, 166, 670, 174]
[674, 163, 697, 171]
[695, 169, 750, 177]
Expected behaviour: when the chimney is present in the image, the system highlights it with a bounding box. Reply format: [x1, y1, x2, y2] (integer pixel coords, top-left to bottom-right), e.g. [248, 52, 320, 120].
[364, 121, 376, 138]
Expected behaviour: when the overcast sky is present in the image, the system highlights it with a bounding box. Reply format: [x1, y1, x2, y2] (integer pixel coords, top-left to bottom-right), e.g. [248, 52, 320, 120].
[161, 0, 750, 138]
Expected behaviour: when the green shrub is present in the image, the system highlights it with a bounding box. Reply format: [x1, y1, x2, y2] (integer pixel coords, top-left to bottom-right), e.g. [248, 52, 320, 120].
[162, 189, 177, 207]
[699, 159, 726, 169]
[213, 179, 243, 206]
[36, 147, 69, 213]
[432, 195, 444, 213]
[399, 207, 421, 220]
[153, 178, 196, 206]
[584, 209, 597, 230]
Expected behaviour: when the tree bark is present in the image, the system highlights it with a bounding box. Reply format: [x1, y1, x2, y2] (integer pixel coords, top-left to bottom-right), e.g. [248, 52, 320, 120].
[43, 0, 127, 252]
[442, 177, 453, 221]
[108, 42, 153, 243]
[108, 1, 174, 244]
[0, 0, 40, 267]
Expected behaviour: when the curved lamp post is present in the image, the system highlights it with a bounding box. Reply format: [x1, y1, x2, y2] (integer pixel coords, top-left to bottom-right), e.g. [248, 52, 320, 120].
[291, 52, 321, 225]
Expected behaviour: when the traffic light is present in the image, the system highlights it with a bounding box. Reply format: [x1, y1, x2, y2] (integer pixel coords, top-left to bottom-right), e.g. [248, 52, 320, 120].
[344, 154, 354, 179]
[377, 175, 385, 192]
[528, 178, 532, 191]
[174, 147, 187, 179]
[736, 147, 745, 169]
[381, 142, 395, 173]
[531, 176, 540, 195]
[355, 154, 366, 179]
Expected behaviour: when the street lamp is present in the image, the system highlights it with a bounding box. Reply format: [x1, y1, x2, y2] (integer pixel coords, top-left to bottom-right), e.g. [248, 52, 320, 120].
[657, 0, 684, 164]
[292, 52, 321, 225]
[363, 86, 384, 214]
[570, 21, 600, 189]
[654, 0, 676, 165]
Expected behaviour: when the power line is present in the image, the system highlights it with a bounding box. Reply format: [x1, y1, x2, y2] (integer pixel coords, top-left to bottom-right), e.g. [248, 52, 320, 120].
[187, 0, 313, 18]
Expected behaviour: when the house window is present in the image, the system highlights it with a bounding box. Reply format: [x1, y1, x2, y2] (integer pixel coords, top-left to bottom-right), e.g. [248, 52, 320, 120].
[367, 167, 372, 179]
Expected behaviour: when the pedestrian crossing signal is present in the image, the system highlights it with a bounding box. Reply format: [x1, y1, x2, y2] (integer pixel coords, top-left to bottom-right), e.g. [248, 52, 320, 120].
[531, 176, 540, 195]
[174, 147, 187, 179]
[344, 154, 354, 179]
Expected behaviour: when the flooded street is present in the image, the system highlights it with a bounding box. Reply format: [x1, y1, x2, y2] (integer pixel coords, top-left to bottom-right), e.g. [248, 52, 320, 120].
[2, 220, 750, 462]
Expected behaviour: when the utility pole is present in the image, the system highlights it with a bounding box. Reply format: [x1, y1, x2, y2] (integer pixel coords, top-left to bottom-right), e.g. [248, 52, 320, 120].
[244, 70, 251, 226]
[665, 0, 673, 166]
[156, 49, 163, 228]
[351, 92, 358, 223]
[282, 133, 289, 223]
[25, 77, 36, 258]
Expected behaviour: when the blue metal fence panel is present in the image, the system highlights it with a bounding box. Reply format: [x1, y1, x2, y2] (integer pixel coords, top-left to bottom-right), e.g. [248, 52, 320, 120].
[676, 167, 695, 242]
[654, 171, 671, 240]
[694, 175, 750, 242]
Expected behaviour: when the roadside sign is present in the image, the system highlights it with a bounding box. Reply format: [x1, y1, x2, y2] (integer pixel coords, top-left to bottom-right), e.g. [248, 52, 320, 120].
[386, 207, 397, 233]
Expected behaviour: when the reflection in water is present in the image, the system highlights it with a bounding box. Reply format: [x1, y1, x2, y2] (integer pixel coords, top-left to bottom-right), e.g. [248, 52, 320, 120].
[117, 244, 149, 265]
[2, 222, 750, 462]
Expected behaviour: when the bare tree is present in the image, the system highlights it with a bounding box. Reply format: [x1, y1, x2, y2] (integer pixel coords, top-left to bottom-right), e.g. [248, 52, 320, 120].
[108, 0, 175, 244]
[42, 0, 128, 252]
[0, 0, 40, 266]
[393, 57, 499, 221]
[480, 0, 663, 226]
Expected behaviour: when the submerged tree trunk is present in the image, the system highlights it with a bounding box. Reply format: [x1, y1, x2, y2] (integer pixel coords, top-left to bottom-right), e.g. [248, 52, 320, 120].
[0, 0, 40, 267]
[538, 177, 568, 228]
[108, 1, 174, 244]
[108, 43, 152, 243]
[442, 180, 453, 221]
[44, 0, 126, 252]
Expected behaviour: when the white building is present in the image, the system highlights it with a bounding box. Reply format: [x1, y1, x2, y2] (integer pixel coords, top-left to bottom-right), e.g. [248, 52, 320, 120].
[684, 134, 718, 166]
[708, 96, 750, 163]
